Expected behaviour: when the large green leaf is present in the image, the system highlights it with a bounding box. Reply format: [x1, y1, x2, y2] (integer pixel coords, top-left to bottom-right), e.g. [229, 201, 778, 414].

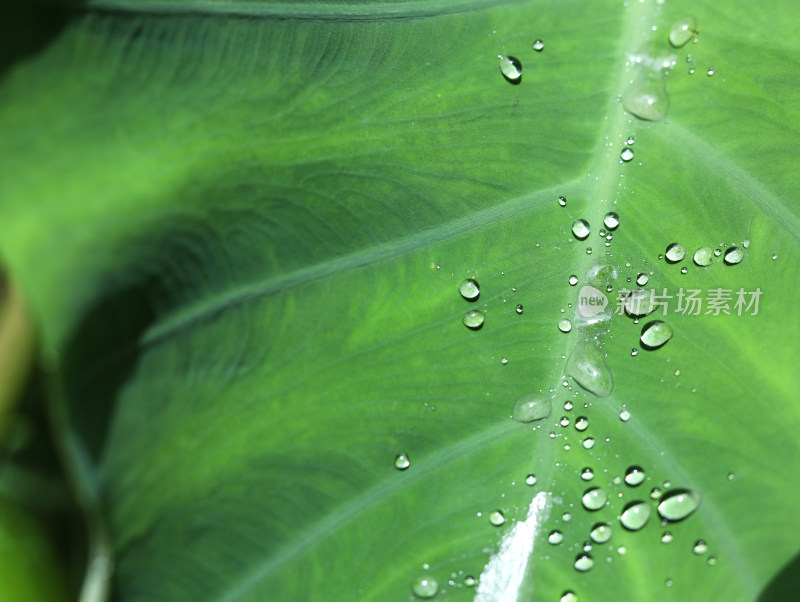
[1, 0, 799, 600]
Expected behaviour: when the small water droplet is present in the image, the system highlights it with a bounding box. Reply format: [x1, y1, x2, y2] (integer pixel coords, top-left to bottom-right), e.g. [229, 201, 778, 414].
[585, 247, 592, 254]
[708, 556, 718, 566]
[574, 554, 594, 572]
[742, 239, 750, 249]
[657, 489, 700, 521]
[568, 275, 579, 286]
[623, 70, 670, 121]
[724, 246, 744, 265]
[620, 409, 631, 421]
[548, 530, 565, 545]
[772, 253, 778, 260]
[581, 467, 595, 481]
[572, 219, 591, 240]
[590, 523, 613, 544]
[498, 55, 522, 83]
[511, 393, 552, 423]
[713, 248, 722, 257]
[411, 575, 439, 599]
[626, 136, 635, 145]
[727, 472, 735, 481]
[463, 309, 485, 330]
[394, 454, 411, 470]
[501, 357, 508, 365]
[532, 39, 544, 52]
[665, 578, 673, 588]
[515, 304, 524, 314]
[562, 512, 572, 522]
[565, 340, 614, 398]
[636, 273, 649, 286]
[582, 437, 596, 449]
[560, 416, 571, 427]
[707, 67, 714, 76]
[582, 487, 608, 511]
[630, 348, 638, 357]
[525, 473, 537, 486]
[640, 320, 673, 350]
[688, 66, 696, 74]
[665, 243, 686, 263]
[489, 509, 506, 526]
[661, 531, 674, 544]
[693, 247, 713, 267]
[624, 466, 646, 487]
[459, 278, 480, 300]
[617, 545, 627, 555]
[560, 592, 578, 602]
[620, 501, 652, 531]
[558, 318, 573, 333]
[558, 195, 567, 207]
[564, 401, 574, 411]
[604, 212, 620, 230]
[650, 487, 662, 500]
[693, 540, 708, 555]
[574, 416, 589, 431]
[620, 148, 635, 162]
[669, 16, 698, 48]
[464, 575, 477, 587]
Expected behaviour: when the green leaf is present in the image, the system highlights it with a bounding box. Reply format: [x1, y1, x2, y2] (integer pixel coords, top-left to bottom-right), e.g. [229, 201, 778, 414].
[1, 0, 799, 600]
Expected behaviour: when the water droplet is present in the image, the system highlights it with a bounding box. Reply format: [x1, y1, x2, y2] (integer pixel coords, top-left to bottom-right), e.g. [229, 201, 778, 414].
[693, 540, 708, 555]
[657, 489, 700, 521]
[624, 466, 646, 487]
[515, 304, 524, 314]
[636, 273, 649, 286]
[590, 523, 613, 544]
[574, 554, 594, 572]
[727, 472, 735, 481]
[459, 278, 480, 300]
[548, 530, 565, 545]
[665, 578, 673, 588]
[650, 487, 662, 500]
[511, 393, 552, 423]
[394, 454, 411, 470]
[568, 275, 579, 286]
[500, 357, 508, 365]
[582, 437, 595, 449]
[560, 592, 578, 602]
[558, 195, 567, 207]
[572, 219, 591, 240]
[464, 575, 477, 587]
[582, 487, 608, 511]
[707, 67, 714, 76]
[620, 148, 635, 162]
[411, 575, 439, 599]
[693, 247, 713, 267]
[619, 409, 631, 421]
[669, 16, 698, 48]
[565, 340, 614, 398]
[498, 55, 522, 83]
[603, 212, 620, 230]
[574, 416, 589, 431]
[560, 416, 570, 427]
[626, 136, 635, 145]
[564, 401, 574, 411]
[585, 247, 592, 255]
[772, 253, 778, 260]
[620, 501, 652, 531]
[532, 39, 544, 52]
[625, 289, 655, 317]
[617, 546, 627, 555]
[623, 71, 670, 121]
[558, 318, 573, 333]
[525, 473, 537, 486]
[640, 320, 673, 350]
[562, 512, 572, 522]
[463, 309, 485, 330]
[724, 246, 744, 265]
[661, 531, 674, 544]
[581, 467, 594, 481]
[489, 509, 506, 526]
[630, 348, 638, 357]
[665, 242, 686, 263]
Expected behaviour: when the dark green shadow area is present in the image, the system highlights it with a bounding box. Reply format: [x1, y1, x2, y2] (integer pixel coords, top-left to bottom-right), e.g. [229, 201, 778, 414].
[758, 549, 800, 602]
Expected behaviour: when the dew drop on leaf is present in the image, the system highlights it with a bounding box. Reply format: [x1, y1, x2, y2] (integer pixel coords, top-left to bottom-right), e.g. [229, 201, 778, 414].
[488, 509, 506, 526]
[558, 195, 567, 207]
[525, 473, 537, 486]
[581, 487, 608, 511]
[661, 531, 674, 544]
[411, 575, 439, 599]
[620, 409, 631, 421]
[590, 523, 613, 543]
[464, 575, 477, 587]
[574, 554, 594, 572]
[724, 246, 744, 265]
[640, 320, 673, 350]
[657, 489, 700, 521]
[693, 247, 713, 266]
[459, 278, 480, 300]
[665, 242, 686, 263]
[623, 71, 670, 122]
[558, 318, 573, 333]
[581, 467, 594, 481]
[463, 309, 485, 330]
[565, 340, 614, 398]
[498, 55, 522, 83]
[572, 219, 591, 240]
[560, 592, 578, 602]
[693, 540, 708, 555]
[511, 393, 552, 423]
[669, 16, 698, 48]
[620, 501, 652, 531]
[515, 304, 524, 314]
[548, 530, 565, 545]
[620, 148, 634, 162]
[394, 454, 410, 471]
[636, 273, 649, 286]
[603, 211, 620, 230]
[568, 274, 579, 286]
[532, 39, 544, 52]
[624, 465, 646, 486]
[574, 416, 589, 431]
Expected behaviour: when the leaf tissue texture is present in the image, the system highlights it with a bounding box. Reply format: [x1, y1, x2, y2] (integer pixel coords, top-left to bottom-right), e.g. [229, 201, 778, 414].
[0, 0, 799, 600]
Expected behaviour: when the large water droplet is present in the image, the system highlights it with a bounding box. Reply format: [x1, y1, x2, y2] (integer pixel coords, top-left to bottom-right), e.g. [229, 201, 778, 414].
[640, 320, 673, 350]
[665, 243, 686, 263]
[572, 219, 591, 240]
[693, 247, 713, 267]
[560, 592, 578, 602]
[558, 318, 573, 333]
[657, 489, 700, 521]
[574, 416, 589, 431]
[603, 212, 620, 230]
[489, 509, 506, 526]
[620, 148, 634, 162]
[574, 554, 594, 572]
[630, 41, 678, 71]
[582, 487, 608, 511]
[623, 70, 670, 121]
[581, 467, 594, 481]
[624, 466, 646, 487]
[590, 523, 612, 544]
[636, 273, 649, 286]
[532, 39, 544, 52]
[565, 340, 614, 398]
[669, 16, 698, 48]
[498, 55, 522, 83]
[724, 246, 744, 265]
[548, 530, 564, 545]
[693, 540, 708, 555]
[411, 575, 439, 599]
[463, 309, 485, 330]
[459, 278, 480, 300]
[620, 501, 652, 531]
[620, 409, 631, 421]
[511, 393, 552, 423]
[394, 454, 411, 471]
